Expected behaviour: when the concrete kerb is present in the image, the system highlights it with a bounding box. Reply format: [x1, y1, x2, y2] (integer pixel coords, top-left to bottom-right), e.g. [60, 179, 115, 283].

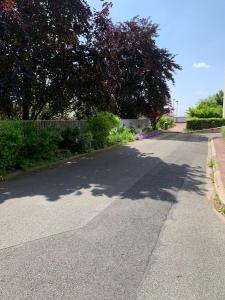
[162, 127, 221, 135]
[1, 144, 119, 182]
[209, 138, 225, 206]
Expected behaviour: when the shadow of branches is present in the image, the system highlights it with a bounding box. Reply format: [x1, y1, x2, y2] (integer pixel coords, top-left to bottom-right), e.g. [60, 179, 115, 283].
[0, 135, 206, 205]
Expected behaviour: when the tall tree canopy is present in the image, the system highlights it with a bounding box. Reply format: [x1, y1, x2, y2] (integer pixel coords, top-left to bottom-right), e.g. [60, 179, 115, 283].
[0, 1, 181, 124]
[86, 2, 181, 127]
[0, 0, 91, 119]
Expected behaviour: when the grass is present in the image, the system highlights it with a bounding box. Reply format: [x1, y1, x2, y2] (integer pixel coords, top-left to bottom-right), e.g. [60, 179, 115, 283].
[210, 172, 215, 183]
[207, 159, 215, 169]
[214, 194, 225, 216]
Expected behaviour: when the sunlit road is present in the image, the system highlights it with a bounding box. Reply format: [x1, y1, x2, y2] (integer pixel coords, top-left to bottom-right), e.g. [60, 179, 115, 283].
[1, 133, 225, 300]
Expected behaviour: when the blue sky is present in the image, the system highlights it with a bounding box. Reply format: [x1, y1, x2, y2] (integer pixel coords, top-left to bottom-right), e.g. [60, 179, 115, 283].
[87, 0, 225, 116]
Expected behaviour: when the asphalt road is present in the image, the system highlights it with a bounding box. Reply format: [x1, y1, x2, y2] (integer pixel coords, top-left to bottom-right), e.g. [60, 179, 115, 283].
[1, 133, 225, 300]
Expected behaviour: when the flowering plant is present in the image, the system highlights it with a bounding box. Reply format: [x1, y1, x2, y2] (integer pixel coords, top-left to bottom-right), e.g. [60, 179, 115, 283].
[136, 130, 161, 141]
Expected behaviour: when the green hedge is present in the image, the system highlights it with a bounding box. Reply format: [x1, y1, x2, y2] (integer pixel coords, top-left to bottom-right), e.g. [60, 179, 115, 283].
[186, 118, 225, 131]
[156, 117, 175, 130]
[0, 113, 135, 175]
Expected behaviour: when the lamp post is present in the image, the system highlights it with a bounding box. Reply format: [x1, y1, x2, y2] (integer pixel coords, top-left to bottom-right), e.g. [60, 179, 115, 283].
[176, 100, 179, 123]
[172, 99, 175, 121]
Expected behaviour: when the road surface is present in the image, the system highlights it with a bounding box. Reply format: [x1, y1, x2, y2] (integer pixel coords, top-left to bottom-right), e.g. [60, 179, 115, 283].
[1, 133, 225, 300]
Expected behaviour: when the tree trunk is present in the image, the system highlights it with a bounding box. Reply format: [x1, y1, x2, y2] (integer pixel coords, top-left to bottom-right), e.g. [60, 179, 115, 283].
[22, 101, 30, 120]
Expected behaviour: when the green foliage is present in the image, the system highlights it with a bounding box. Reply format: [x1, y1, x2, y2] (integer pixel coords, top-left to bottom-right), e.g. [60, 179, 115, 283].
[156, 117, 175, 130]
[88, 112, 120, 148]
[77, 130, 93, 153]
[187, 118, 225, 130]
[0, 115, 134, 176]
[60, 127, 80, 152]
[187, 106, 222, 118]
[187, 91, 224, 119]
[0, 121, 23, 174]
[19, 124, 62, 169]
[207, 159, 214, 168]
[108, 124, 135, 144]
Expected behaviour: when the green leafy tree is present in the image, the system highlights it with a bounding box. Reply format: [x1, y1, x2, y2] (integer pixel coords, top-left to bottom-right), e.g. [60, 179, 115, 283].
[187, 90, 224, 118]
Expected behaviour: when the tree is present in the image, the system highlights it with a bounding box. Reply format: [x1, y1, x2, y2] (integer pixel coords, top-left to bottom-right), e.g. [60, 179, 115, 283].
[89, 3, 181, 128]
[0, 1, 181, 124]
[187, 90, 224, 118]
[0, 0, 91, 119]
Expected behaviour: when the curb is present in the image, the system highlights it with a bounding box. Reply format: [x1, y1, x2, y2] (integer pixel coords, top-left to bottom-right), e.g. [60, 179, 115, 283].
[209, 138, 225, 206]
[186, 127, 222, 134]
[162, 127, 221, 134]
[1, 144, 119, 182]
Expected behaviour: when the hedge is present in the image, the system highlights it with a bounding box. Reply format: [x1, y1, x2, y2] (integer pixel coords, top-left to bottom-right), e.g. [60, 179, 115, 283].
[0, 113, 135, 175]
[186, 118, 225, 131]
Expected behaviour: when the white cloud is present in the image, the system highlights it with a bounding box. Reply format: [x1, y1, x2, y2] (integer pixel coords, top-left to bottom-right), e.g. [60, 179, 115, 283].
[192, 62, 210, 69]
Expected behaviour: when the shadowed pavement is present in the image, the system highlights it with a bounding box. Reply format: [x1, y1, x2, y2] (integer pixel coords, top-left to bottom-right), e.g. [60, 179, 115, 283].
[1, 133, 225, 299]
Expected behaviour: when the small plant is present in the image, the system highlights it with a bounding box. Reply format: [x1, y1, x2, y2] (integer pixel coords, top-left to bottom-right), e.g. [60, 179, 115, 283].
[156, 117, 175, 130]
[210, 172, 215, 183]
[109, 124, 135, 144]
[207, 159, 215, 168]
[219, 207, 225, 215]
[214, 194, 225, 216]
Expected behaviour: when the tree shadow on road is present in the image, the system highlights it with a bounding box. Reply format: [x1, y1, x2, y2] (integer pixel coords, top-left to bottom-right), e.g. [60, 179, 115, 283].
[0, 139, 206, 205]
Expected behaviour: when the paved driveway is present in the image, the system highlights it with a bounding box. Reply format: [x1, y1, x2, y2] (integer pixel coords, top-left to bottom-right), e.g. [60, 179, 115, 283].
[1, 133, 225, 299]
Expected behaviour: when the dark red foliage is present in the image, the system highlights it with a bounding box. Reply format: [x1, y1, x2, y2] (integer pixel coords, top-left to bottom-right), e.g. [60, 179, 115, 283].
[0, 0, 91, 119]
[0, 0, 181, 123]
[89, 2, 181, 126]
[0, 0, 15, 12]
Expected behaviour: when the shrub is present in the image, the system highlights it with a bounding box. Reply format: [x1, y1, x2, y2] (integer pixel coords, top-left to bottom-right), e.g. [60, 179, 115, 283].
[187, 106, 222, 118]
[88, 112, 120, 148]
[77, 130, 93, 153]
[60, 127, 80, 152]
[19, 123, 63, 168]
[156, 117, 175, 130]
[0, 121, 23, 174]
[187, 118, 225, 131]
[108, 124, 135, 144]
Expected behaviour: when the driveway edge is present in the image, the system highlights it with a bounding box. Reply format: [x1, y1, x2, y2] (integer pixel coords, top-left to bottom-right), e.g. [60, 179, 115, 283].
[209, 137, 225, 206]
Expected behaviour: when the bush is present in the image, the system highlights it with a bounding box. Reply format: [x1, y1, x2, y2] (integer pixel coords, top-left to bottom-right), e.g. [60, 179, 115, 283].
[60, 127, 80, 152]
[77, 130, 93, 153]
[108, 124, 135, 144]
[0, 121, 23, 174]
[19, 123, 63, 168]
[156, 117, 175, 130]
[88, 112, 120, 148]
[187, 118, 225, 131]
[187, 106, 222, 118]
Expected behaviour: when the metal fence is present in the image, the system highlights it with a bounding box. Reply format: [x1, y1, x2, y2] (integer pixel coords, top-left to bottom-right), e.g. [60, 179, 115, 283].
[21, 118, 151, 130]
[22, 120, 87, 129]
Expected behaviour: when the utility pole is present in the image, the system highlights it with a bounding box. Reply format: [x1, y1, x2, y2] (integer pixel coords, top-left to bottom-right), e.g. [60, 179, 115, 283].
[172, 99, 175, 121]
[176, 100, 179, 123]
